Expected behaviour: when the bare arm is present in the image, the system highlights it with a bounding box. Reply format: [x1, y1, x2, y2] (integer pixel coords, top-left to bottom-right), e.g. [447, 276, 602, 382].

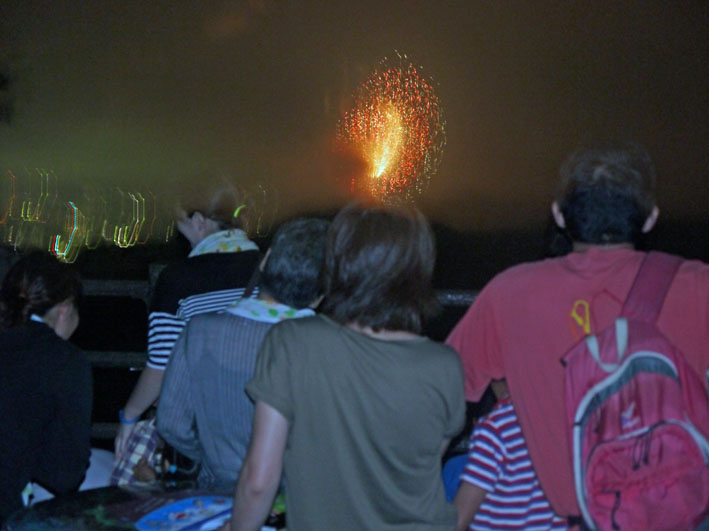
[454, 481, 487, 531]
[114, 366, 164, 460]
[224, 401, 289, 531]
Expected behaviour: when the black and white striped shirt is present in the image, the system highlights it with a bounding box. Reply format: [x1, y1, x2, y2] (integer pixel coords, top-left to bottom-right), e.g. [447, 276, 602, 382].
[146, 251, 261, 370]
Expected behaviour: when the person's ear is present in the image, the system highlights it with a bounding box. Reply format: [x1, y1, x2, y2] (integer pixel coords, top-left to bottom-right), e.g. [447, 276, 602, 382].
[641, 206, 659, 233]
[551, 201, 566, 229]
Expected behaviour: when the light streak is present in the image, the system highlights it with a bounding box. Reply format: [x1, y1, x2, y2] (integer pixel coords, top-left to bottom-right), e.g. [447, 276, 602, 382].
[83, 189, 108, 250]
[0, 169, 275, 258]
[0, 171, 17, 224]
[114, 190, 141, 248]
[51, 201, 80, 262]
[135, 192, 156, 245]
[21, 170, 56, 222]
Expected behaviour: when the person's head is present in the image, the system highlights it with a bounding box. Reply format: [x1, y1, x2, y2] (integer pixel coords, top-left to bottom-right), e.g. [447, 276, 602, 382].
[176, 184, 245, 247]
[552, 142, 659, 246]
[0, 250, 82, 339]
[259, 217, 330, 308]
[320, 202, 439, 334]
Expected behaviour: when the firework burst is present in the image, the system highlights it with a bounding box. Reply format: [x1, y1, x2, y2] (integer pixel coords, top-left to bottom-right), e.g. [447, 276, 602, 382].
[336, 53, 446, 202]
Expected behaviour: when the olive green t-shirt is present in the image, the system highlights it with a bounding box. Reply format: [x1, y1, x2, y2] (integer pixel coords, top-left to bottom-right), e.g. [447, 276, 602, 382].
[246, 315, 465, 530]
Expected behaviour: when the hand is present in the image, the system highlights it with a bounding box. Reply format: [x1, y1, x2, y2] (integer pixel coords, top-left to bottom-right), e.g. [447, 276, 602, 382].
[218, 520, 231, 531]
[114, 368, 163, 463]
[114, 422, 138, 463]
[133, 457, 157, 482]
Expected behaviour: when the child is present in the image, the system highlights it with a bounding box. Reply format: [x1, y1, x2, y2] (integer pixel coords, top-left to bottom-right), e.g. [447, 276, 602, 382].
[454, 380, 567, 530]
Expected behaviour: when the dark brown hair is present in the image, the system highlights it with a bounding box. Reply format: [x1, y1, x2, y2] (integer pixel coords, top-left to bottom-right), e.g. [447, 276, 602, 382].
[0, 250, 82, 328]
[320, 203, 439, 333]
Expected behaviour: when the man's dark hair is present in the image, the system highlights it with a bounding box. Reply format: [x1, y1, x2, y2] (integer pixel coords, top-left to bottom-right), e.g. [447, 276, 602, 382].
[259, 217, 330, 309]
[320, 203, 439, 334]
[557, 142, 656, 245]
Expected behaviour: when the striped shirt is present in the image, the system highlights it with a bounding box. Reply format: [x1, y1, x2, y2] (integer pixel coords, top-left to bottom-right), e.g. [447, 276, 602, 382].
[461, 397, 567, 530]
[146, 250, 261, 370]
[147, 287, 255, 369]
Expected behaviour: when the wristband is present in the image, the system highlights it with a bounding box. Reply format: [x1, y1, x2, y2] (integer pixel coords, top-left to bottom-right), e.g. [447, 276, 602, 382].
[118, 409, 140, 425]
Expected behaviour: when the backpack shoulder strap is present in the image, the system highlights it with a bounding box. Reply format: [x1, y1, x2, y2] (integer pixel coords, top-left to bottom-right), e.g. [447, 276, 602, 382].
[621, 251, 682, 323]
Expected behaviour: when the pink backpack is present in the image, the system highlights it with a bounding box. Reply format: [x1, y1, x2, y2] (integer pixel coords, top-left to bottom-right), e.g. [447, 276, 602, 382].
[563, 252, 709, 530]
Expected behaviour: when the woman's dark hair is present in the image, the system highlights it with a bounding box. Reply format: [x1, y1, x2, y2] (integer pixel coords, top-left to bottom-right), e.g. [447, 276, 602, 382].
[320, 203, 439, 333]
[260, 217, 330, 309]
[557, 142, 656, 245]
[0, 250, 82, 328]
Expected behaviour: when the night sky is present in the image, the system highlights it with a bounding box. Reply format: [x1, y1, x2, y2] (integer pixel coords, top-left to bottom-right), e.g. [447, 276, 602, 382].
[0, 1, 707, 233]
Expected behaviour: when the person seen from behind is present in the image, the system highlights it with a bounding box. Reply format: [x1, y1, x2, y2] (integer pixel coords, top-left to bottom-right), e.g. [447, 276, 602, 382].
[115, 183, 261, 463]
[454, 379, 567, 530]
[0, 251, 90, 525]
[157, 217, 329, 490]
[222, 202, 465, 531]
[446, 142, 709, 528]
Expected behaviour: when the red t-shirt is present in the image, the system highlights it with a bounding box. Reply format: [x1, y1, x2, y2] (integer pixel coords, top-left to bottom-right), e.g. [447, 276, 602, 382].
[446, 247, 709, 516]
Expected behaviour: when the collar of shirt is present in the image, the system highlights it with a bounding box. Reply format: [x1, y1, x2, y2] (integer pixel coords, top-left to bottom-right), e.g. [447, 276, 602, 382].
[226, 297, 314, 323]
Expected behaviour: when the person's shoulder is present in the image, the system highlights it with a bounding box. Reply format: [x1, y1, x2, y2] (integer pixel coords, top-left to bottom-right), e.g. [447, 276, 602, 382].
[0, 324, 38, 360]
[0, 324, 87, 383]
[189, 310, 237, 326]
[268, 314, 327, 336]
[474, 256, 564, 304]
[415, 337, 461, 360]
[665, 254, 709, 300]
[183, 311, 225, 334]
[260, 315, 340, 353]
[152, 260, 193, 300]
[190, 309, 273, 333]
[676, 255, 709, 277]
[158, 250, 260, 279]
[491, 256, 564, 284]
[154, 257, 191, 281]
[153, 251, 260, 308]
[477, 398, 517, 430]
[188, 250, 261, 269]
[48, 335, 89, 372]
[422, 340, 464, 377]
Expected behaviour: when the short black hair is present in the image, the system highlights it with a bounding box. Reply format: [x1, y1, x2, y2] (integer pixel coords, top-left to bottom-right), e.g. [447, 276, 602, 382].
[320, 203, 439, 333]
[557, 142, 656, 245]
[259, 217, 329, 309]
[0, 250, 82, 328]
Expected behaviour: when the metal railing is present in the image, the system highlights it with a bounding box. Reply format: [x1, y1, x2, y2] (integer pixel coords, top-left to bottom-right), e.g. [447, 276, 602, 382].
[83, 281, 478, 371]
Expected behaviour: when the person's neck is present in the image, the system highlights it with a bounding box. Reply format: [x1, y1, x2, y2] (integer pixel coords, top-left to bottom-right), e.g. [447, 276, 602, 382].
[346, 322, 419, 341]
[572, 241, 635, 252]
